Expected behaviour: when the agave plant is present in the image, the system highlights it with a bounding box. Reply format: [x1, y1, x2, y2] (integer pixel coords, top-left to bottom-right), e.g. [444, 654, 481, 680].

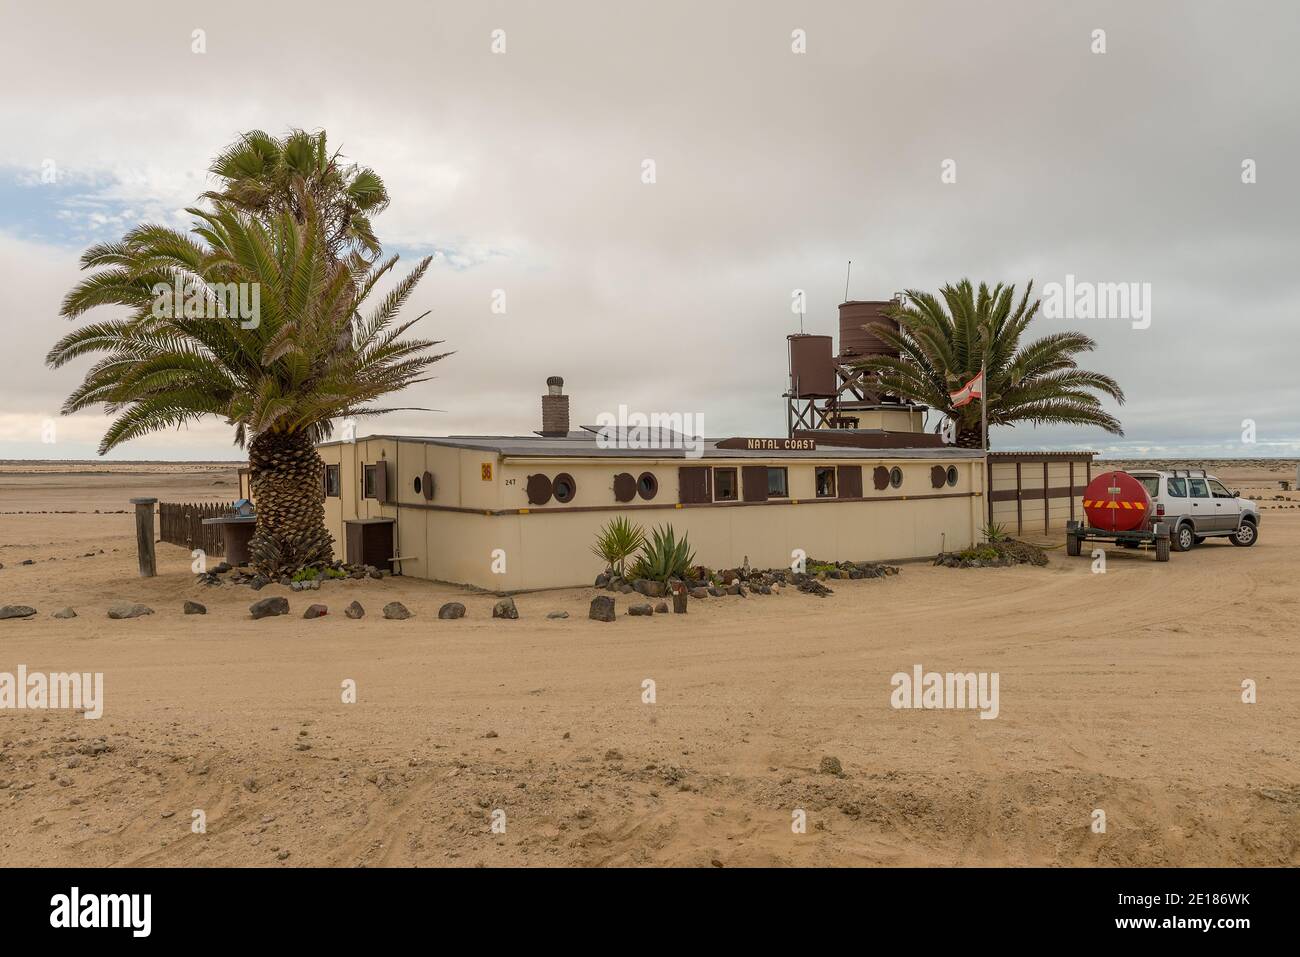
[628, 524, 696, 583]
[47, 193, 449, 576]
[590, 516, 646, 579]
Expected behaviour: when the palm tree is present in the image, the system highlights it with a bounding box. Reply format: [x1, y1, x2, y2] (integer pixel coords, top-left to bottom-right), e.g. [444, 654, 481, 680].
[203, 129, 389, 264]
[47, 197, 448, 576]
[853, 280, 1124, 448]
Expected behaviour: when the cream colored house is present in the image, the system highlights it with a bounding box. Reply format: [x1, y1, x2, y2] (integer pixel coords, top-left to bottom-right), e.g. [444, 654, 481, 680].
[315, 428, 986, 592]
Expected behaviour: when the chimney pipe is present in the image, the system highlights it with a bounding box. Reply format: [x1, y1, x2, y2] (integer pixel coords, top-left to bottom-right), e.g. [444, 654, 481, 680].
[540, 376, 569, 436]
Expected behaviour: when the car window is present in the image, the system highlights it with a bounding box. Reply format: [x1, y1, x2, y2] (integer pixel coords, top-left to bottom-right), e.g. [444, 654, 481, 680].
[1166, 477, 1187, 497]
[1137, 477, 1159, 498]
[1208, 479, 1233, 498]
[1189, 478, 1209, 498]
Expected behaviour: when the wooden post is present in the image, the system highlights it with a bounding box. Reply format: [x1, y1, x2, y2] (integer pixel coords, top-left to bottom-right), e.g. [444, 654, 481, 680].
[131, 497, 158, 577]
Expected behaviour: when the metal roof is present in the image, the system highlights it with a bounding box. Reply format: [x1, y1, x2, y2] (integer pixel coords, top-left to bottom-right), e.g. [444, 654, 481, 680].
[318, 432, 982, 460]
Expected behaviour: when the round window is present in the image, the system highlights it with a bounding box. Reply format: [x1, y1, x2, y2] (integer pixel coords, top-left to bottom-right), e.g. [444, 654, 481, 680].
[553, 472, 577, 504]
[413, 476, 422, 495]
[889, 467, 904, 489]
[946, 466, 959, 487]
[637, 471, 658, 500]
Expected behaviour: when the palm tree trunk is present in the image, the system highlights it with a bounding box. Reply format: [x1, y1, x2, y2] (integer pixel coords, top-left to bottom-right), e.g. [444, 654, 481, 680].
[247, 429, 335, 576]
[956, 427, 985, 449]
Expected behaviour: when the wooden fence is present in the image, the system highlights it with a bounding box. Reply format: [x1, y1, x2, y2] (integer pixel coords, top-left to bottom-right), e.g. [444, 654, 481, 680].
[159, 501, 235, 556]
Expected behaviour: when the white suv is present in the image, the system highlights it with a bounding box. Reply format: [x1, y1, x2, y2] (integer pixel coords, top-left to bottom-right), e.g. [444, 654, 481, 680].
[1127, 469, 1260, 552]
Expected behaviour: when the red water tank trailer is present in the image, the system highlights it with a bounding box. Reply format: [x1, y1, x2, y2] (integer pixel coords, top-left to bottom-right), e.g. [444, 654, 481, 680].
[1082, 470, 1152, 532]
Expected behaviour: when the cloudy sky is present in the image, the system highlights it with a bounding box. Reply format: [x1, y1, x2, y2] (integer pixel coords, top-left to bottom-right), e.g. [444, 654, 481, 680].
[1, 0, 1297, 460]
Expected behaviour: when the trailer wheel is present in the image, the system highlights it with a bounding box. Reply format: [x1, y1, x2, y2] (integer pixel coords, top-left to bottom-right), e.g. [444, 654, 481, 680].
[1155, 535, 1171, 562]
[1066, 533, 1081, 557]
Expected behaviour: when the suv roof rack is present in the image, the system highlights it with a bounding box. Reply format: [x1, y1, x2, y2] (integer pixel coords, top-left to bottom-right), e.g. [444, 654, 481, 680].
[1166, 468, 1207, 478]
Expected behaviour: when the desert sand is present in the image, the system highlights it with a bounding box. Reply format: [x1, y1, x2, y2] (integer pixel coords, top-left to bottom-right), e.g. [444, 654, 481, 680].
[0, 461, 1297, 867]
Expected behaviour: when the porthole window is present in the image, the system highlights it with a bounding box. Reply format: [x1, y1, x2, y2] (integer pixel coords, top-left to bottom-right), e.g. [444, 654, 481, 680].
[553, 472, 577, 503]
[889, 466, 903, 489]
[637, 471, 659, 500]
[946, 466, 959, 487]
[413, 475, 422, 495]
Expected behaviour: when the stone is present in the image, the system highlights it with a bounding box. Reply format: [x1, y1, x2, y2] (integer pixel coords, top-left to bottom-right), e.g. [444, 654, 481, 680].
[303, 604, 328, 619]
[707, 586, 725, 598]
[627, 602, 653, 617]
[672, 590, 688, 613]
[438, 602, 466, 620]
[546, 611, 570, 619]
[249, 596, 289, 620]
[689, 587, 708, 600]
[819, 756, 843, 776]
[344, 601, 365, 619]
[249, 575, 270, 591]
[107, 602, 154, 619]
[382, 601, 412, 620]
[594, 573, 610, 588]
[183, 601, 207, 615]
[633, 579, 665, 598]
[492, 597, 519, 620]
[589, 595, 615, 622]
[618, 583, 635, 594]
[0, 605, 38, 619]
[654, 602, 669, 614]
[52, 607, 77, 619]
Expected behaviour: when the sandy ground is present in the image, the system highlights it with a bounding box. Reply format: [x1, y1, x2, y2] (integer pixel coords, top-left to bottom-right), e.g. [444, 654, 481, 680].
[0, 462, 1297, 868]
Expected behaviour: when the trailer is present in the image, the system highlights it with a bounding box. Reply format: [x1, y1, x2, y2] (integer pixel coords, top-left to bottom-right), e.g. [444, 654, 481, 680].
[1066, 519, 1170, 562]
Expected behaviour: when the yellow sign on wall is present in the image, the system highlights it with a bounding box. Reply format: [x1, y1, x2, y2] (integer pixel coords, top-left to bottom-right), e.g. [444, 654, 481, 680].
[481, 462, 493, 481]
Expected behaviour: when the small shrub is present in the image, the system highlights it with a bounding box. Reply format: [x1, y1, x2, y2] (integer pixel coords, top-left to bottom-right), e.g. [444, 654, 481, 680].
[628, 524, 696, 583]
[591, 516, 646, 579]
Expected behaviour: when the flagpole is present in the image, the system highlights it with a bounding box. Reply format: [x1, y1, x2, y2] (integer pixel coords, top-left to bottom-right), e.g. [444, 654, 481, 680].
[980, 358, 988, 451]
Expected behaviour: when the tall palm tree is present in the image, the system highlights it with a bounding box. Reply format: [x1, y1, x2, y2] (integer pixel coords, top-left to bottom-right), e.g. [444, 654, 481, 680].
[203, 129, 389, 264]
[854, 280, 1124, 448]
[47, 196, 448, 576]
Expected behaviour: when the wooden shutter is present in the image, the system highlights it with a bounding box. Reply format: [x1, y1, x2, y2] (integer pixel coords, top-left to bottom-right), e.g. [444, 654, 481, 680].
[422, 470, 435, 500]
[678, 466, 711, 504]
[613, 472, 636, 503]
[741, 465, 769, 502]
[872, 466, 890, 490]
[930, 465, 946, 488]
[526, 473, 553, 505]
[837, 465, 862, 498]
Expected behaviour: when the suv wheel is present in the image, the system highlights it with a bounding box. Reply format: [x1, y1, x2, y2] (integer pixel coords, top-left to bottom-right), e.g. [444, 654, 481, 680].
[1230, 521, 1258, 547]
[1173, 523, 1196, 552]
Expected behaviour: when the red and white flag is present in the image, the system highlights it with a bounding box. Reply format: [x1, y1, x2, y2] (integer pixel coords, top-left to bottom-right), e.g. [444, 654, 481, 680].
[949, 370, 985, 408]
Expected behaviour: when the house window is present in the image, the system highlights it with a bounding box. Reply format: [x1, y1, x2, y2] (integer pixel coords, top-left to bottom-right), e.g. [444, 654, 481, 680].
[325, 465, 340, 497]
[815, 466, 836, 498]
[363, 464, 378, 499]
[946, 466, 959, 487]
[637, 472, 658, 500]
[889, 466, 903, 489]
[553, 472, 577, 503]
[413, 475, 422, 495]
[714, 468, 738, 501]
[767, 467, 789, 498]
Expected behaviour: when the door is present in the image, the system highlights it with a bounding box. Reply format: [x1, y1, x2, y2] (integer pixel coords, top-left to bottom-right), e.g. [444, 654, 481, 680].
[1207, 478, 1239, 531]
[1187, 477, 1214, 532]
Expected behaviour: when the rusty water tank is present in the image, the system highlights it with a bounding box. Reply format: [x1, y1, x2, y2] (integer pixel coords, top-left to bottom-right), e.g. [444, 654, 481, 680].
[836, 300, 900, 362]
[787, 334, 837, 398]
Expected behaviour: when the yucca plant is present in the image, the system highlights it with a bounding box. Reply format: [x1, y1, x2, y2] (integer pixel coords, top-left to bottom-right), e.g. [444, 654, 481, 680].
[590, 516, 645, 579]
[628, 524, 696, 583]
